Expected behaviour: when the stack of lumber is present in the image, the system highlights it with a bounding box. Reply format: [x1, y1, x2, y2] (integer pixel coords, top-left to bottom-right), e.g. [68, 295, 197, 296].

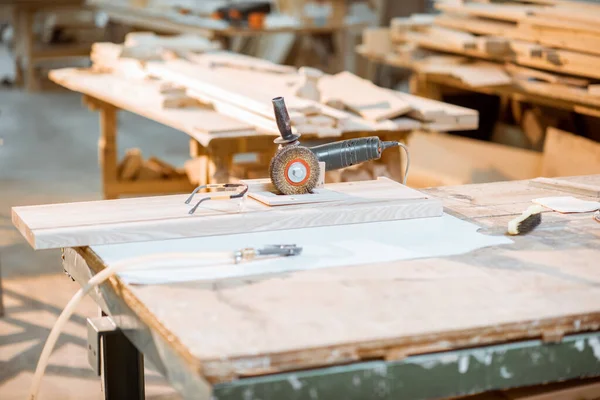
[86, 32, 479, 134]
[145, 58, 479, 135]
[91, 32, 221, 108]
[360, 0, 600, 93]
[118, 148, 187, 181]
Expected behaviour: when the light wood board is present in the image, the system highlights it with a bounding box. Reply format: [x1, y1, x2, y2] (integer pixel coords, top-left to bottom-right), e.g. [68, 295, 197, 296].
[529, 177, 600, 198]
[413, 28, 600, 80]
[245, 180, 350, 206]
[541, 127, 600, 178]
[434, 1, 541, 23]
[12, 178, 443, 250]
[434, 14, 600, 57]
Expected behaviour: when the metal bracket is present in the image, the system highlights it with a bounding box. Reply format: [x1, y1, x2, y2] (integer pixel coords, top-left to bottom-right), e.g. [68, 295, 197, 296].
[87, 316, 117, 376]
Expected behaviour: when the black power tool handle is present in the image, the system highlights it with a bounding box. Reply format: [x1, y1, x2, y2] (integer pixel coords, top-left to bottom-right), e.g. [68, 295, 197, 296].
[309, 137, 398, 171]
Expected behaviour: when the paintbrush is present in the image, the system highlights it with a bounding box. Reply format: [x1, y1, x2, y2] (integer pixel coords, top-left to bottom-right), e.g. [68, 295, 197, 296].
[507, 205, 545, 235]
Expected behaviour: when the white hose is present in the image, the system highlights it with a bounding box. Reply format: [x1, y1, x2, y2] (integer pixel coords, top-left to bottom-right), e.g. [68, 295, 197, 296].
[29, 251, 230, 400]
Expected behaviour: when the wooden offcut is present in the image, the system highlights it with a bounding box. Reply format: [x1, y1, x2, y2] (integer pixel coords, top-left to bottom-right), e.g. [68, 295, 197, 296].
[318, 71, 412, 121]
[119, 148, 143, 180]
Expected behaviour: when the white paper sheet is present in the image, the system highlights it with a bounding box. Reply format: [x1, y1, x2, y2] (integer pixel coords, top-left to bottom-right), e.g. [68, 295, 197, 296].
[90, 213, 513, 285]
[533, 196, 600, 213]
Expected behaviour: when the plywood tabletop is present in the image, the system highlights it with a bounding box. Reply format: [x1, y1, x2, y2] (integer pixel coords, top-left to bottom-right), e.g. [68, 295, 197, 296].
[69, 176, 600, 384]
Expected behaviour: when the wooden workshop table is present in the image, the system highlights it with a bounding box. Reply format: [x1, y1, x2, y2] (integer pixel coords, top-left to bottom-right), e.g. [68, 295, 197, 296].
[357, 48, 600, 119]
[61, 175, 600, 399]
[48, 68, 411, 200]
[3, 0, 91, 91]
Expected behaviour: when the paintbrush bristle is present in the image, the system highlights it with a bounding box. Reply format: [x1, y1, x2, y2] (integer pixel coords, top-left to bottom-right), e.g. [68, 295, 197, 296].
[507, 205, 545, 235]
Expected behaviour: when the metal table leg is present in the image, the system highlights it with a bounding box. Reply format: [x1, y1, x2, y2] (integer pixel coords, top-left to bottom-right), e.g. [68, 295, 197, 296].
[102, 327, 145, 400]
[88, 317, 145, 400]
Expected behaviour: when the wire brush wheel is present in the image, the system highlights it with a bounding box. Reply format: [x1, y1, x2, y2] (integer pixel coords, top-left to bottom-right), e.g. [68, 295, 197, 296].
[269, 145, 320, 195]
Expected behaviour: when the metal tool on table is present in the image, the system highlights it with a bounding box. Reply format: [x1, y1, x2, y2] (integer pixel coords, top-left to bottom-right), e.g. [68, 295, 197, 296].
[269, 96, 410, 195]
[233, 244, 302, 264]
[185, 182, 248, 215]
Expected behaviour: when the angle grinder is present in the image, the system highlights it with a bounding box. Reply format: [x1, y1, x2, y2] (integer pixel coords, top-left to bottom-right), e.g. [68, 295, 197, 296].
[269, 96, 410, 195]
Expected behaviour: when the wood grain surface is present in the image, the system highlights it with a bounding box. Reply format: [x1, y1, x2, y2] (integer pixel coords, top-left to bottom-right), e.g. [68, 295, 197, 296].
[13, 178, 442, 249]
[66, 175, 600, 384]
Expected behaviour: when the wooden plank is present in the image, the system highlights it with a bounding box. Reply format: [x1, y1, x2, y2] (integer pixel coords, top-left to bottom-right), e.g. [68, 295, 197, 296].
[391, 89, 478, 127]
[11, 178, 443, 250]
[525, 15, 600, 36]
[505, 64, 590, 87]
[188, 89, 280, 135]
[434, 14, 600, 57]
[414, 27, 600, 80]
[407, 131, 542, 186]
[420, 60, 512, 87]
[512, 41, 600, 80]
[541, 127, 600, 178]
[529, 177, 600, 198]
[515, 22, 600, 57]
[317, 71, 412, 121]
[362, 27, 393, 56]
[589, 85, 600, 97]
[147, 157, 178, 177]
[515, 79, 600, 109]
[186, 50, 297, 74]
[434, 14, 515, 37]
[391, 14, 434, 42]
[121, 31, 221, 59]
[531, 6, 600, 29]
[434, 1, 540, 22]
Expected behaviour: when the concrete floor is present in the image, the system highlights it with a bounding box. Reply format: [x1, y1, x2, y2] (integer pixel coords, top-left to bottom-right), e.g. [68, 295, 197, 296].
[0, 44, 188, 399]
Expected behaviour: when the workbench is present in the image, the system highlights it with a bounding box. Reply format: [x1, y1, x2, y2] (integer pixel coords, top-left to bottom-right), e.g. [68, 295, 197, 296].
[60, 175, 600, 399]
[356, 47, 600, 119]
[89, 0, 363, 39]
[88, 0, 365, 72]
[48, 67, 421, 200]
[4, 0, 91, 91]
